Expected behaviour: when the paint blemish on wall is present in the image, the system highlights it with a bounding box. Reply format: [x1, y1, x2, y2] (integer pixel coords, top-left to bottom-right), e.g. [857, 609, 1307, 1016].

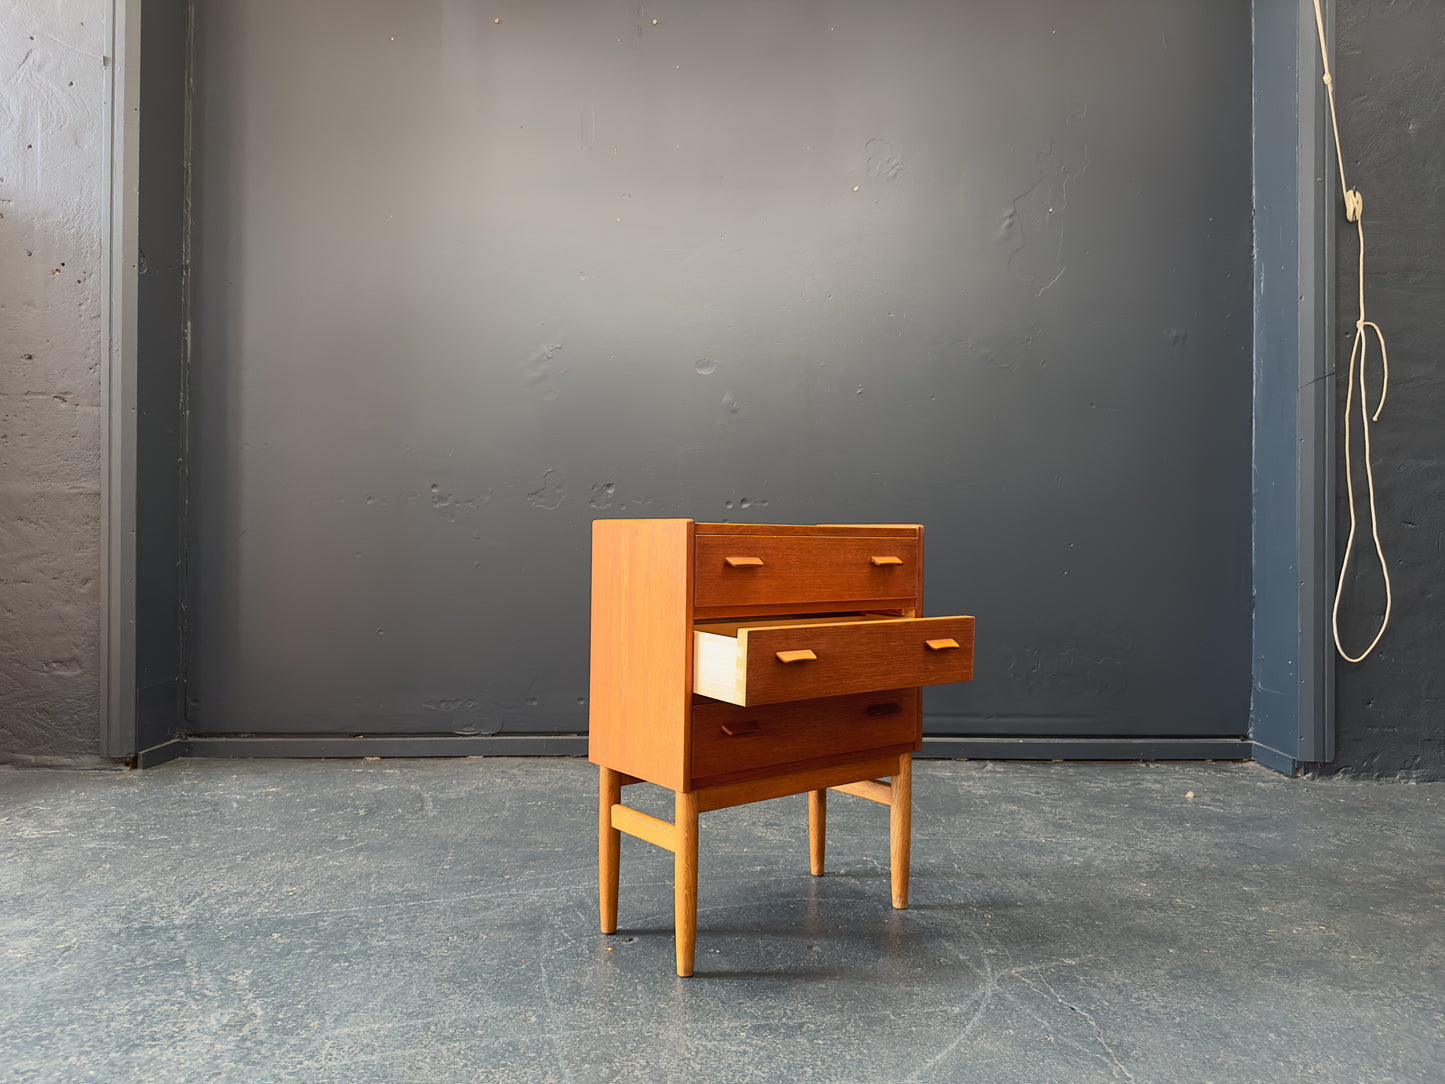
[1001, 134, 1088, 297]
[719, 390, 742, 422]
[525, 343, 564, 401]
[584, 482, 651, 515]
[1008, 622, 1132, 698]
[864, 137, 902, 181]
[422, 698, 500, 736]
[971, 342, 1017, 371]
[693, 357, 717, 375]
[429, 484, 486, 522]
[1163, 328, 1189, 353]
[526, 470, 567, 510]
[588, 482, 615, 510]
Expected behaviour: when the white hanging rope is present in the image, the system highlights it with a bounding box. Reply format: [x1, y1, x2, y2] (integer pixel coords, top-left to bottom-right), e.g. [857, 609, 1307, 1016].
[1314, 0, 1392, 663]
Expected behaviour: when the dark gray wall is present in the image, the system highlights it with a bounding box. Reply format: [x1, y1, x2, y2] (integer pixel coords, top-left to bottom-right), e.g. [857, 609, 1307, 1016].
[1329, 0, 1445, 779]
[0, 0, 109, 766]
[189, 0, 1254, 741]
[135, 0, 191, 749]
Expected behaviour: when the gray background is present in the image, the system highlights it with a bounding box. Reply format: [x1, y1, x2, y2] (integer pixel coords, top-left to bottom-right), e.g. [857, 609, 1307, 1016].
[2, 0, 1439, 775]
[186, 0, 1253, 740]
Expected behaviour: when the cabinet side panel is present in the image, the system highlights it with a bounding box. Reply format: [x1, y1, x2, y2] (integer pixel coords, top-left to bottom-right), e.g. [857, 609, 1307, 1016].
[589, 519, 692, 790]
[913, 523, 925, 746]
[914, 523, 924, 616]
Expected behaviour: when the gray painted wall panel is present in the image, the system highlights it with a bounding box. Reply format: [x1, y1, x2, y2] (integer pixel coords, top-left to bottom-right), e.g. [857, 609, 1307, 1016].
[189, 0, 1254, 739]
[136, 0, 191, 747]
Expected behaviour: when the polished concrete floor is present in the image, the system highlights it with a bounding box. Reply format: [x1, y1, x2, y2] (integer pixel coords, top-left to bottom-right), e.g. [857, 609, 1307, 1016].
[1, 757, 1442, 1083]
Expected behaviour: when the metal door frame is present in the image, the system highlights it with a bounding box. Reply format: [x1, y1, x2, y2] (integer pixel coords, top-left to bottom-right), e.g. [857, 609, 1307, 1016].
[100, 0, 142, 759]
[1248, 0, 1337, 776]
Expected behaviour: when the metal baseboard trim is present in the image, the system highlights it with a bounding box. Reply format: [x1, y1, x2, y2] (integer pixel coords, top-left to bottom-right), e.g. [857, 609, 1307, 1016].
[919, 737, 1253, 761]
[131, 739, 190, 769]
[1249, 741, 1301, 777]
[147, 734, 1256, 765]
[182, 734, 589, 759]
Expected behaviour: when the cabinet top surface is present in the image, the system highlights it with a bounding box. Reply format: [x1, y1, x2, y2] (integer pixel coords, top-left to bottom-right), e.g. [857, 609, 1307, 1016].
[597, 520, 921, 538]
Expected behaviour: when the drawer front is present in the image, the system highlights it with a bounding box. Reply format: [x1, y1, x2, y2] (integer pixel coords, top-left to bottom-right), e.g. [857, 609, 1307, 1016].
[739, 615, 973, 705]
[691, 689, 919, 782]
[694, 535, 919, 611]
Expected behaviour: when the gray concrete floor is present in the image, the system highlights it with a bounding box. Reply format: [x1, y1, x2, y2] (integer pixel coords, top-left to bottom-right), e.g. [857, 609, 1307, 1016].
[1, 758, 1442, 1083]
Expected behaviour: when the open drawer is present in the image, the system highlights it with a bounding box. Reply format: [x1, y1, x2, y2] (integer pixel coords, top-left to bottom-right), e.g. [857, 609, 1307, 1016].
[693, 614, 975, 706]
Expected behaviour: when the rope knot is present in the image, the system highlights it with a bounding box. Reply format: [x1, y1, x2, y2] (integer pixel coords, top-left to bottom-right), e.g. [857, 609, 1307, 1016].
[1322, 72, 1333, 87]
[1344, 189, 1363, 222]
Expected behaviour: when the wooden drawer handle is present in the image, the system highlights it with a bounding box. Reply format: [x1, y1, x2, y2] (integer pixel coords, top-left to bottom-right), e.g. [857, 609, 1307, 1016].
[870, 555, 903, 566]
[866, 701, 902, 717]
[775, 649, 818, 664]
[725, 556, 765, 568]
[925, 638, 960, 651]
[721, 720, 761, 737]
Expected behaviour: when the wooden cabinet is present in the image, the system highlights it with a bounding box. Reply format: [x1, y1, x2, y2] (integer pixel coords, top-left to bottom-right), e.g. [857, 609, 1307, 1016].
[589, 519, 974, 976]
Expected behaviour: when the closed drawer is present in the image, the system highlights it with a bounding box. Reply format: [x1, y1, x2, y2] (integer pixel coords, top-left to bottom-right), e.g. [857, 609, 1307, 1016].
[691, 689, 919, 783]
[693, 534, 919, 611]
[694, 614, 974, 706]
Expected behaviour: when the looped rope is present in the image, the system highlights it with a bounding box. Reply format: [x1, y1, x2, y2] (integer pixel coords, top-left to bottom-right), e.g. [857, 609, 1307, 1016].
[1314, 0, 1392, 663]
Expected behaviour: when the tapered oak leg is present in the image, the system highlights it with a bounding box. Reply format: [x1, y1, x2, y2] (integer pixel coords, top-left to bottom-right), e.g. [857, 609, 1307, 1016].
[599, 767, 622, 933]
[890, 753, 912, 909]
[674, 790, 700, 977]
[808, 789, 827, 876]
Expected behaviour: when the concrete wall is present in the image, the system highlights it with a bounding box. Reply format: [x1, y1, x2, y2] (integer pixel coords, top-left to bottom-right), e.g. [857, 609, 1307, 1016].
[0, 1, 109, 765]
[1329, 0, 1445, 779]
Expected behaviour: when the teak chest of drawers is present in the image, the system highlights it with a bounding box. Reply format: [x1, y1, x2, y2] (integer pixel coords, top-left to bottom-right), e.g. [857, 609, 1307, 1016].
[589, 519, 975, 976]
